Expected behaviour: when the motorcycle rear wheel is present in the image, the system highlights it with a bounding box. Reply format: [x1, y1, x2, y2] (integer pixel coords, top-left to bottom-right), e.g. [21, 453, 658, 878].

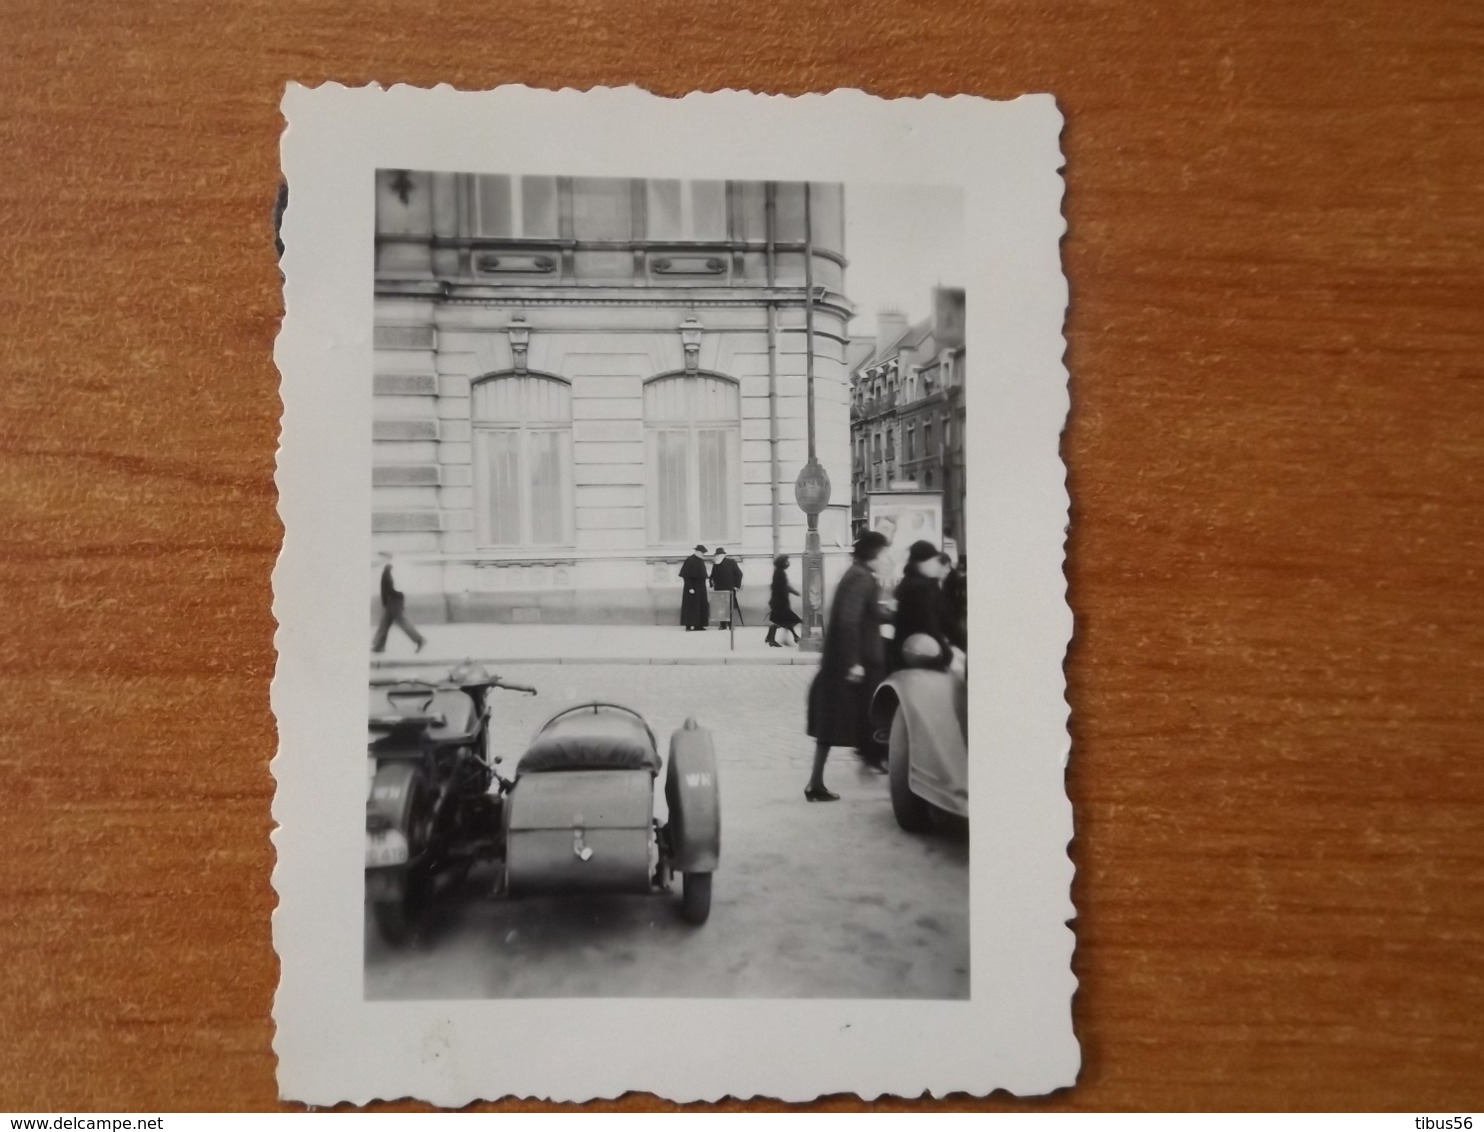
[680, 872, 712, 925]
[372, 877, 422, 946]
[369, 766, 434, 946]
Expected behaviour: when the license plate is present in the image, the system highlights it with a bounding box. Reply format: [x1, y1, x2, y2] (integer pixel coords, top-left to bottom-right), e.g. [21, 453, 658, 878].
[365, 828, 409, 868]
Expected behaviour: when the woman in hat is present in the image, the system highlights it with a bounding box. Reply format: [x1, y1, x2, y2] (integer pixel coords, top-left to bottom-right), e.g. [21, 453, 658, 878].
[805, 530, 891, 800]
[679, 545, 710, 631]
[888, 540, 952, 673]
[765, 554, 802, 647]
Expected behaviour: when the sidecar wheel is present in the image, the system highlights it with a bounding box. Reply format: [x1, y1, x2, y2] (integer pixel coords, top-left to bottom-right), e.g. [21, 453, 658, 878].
[680, 872, 712, 925]
[888, 710, 935, 833]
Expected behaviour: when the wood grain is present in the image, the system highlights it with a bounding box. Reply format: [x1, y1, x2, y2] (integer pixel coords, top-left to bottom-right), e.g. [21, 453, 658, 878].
[1, 0, 1480, 1112]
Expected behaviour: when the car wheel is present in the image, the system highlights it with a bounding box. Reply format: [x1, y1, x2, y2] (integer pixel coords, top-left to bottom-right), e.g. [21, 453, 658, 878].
[680, 872, 712, 925]
[888, 710, 935, 833]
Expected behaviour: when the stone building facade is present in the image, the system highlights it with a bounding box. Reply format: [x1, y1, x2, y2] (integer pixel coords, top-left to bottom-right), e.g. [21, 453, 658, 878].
[372, 172, 855, 624]
[849, 288, 968, 547]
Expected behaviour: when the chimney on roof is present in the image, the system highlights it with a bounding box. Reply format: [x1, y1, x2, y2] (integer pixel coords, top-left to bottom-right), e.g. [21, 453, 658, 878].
[876, 308, 909, 355]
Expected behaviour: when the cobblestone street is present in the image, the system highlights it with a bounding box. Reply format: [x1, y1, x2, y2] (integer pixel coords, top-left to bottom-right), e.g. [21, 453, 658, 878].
[365, 663, 970, 1000]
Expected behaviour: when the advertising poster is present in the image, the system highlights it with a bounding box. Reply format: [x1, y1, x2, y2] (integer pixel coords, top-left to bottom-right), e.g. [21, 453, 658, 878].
[866, 490, 945, 586]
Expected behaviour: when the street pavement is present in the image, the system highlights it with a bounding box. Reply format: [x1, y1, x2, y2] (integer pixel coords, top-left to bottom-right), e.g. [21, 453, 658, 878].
[370, 622, 820, 667]
[364, 663, 970, 1000]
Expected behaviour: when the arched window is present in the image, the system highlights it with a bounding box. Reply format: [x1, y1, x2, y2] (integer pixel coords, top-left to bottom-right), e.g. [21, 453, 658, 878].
[643, 373, 740, 547]
[472, 373, 573, 548]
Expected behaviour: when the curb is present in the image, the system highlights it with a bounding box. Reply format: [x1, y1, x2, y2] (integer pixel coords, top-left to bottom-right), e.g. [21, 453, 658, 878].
[369, 654, 820, 668]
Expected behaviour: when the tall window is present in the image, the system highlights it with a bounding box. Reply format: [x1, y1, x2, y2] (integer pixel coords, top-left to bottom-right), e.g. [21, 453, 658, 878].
[472, 374, 573, 548]
[644, 374, 740, 546]
[646, 181, 728, 241]
[475, 176, 559, 238]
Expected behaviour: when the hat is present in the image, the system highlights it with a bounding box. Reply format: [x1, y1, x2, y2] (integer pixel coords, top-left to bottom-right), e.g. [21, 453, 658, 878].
[908, 540, 940, 564]
[852, 531, 890, 561]
[694, 545, 708, 553]
[714, 547, 726, 555]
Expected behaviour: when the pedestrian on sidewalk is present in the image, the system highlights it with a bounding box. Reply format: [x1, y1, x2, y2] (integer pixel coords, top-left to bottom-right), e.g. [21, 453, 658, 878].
[710, 547, 744, 630]
[679, 545, 711, 631]
[765, 554, 802, 647]
[887, 541, 953, 673]
[804, 530, 891, 801]
[371, 552, 425, 654]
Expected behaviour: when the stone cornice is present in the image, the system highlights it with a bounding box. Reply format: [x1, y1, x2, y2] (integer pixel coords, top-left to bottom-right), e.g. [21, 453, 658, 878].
[375, 279, 855, 322]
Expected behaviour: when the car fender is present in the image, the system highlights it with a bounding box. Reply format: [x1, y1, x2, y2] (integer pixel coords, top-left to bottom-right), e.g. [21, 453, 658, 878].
[664, 718, 720, 874]
[871, 669, 969, 818]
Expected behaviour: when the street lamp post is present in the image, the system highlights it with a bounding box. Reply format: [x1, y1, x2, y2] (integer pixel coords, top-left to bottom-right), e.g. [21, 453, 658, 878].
[795, 184, 829, 651]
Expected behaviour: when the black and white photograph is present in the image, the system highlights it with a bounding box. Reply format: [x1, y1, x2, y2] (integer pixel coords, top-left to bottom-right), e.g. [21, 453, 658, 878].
[273, 84, 1074, 1104]
[362, 169, 972, 1000]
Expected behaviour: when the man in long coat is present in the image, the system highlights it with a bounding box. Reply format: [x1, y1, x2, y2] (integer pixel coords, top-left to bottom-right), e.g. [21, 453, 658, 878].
[371, 552, 425, 654]
[709, 547, 744, 630]
[679, 545, 710, 631]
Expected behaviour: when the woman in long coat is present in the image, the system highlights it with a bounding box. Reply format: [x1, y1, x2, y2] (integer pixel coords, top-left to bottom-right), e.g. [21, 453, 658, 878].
[765, 554, 802, 647]
[888, 540, 952, 672]
[805, 531, 890, 801]
[679, 545, 710, 631]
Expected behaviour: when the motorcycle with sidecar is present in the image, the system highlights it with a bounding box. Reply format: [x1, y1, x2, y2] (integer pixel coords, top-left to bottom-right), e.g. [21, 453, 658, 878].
[869, 634, 969, 832]
[366, 663, 720, 944]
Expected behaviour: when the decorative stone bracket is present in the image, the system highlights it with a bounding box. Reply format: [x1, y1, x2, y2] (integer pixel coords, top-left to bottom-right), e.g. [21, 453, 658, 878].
[508, 316, 531, 374]
[679, 316, 703, 374]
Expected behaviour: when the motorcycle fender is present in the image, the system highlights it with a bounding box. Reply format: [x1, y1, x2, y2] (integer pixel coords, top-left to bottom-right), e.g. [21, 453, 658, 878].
[366, 761, 421, 889]
[664, 718, 720, 874]
[368, 760, 420, 830]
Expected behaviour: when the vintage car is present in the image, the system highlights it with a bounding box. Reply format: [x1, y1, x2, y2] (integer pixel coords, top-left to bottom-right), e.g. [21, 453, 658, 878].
[869, 634, 969, 832]
[366, 664, 720, 944]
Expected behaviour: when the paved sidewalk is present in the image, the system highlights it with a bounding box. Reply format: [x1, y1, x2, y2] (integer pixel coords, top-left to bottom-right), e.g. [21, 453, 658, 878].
[369, 622, 820, 667]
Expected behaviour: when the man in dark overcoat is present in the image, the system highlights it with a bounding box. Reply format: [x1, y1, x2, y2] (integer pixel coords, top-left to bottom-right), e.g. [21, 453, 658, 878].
[709, 547, 744, 630]
[679, 545, 710, 631]
[371, 552, 426, 654]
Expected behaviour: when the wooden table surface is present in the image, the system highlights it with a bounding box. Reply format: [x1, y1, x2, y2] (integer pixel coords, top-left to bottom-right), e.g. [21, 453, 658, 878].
[2, 0, 1480, 1113]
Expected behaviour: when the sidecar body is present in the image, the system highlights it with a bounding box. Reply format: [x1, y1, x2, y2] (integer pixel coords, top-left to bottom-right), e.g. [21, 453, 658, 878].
[504, 703, 721, 923]
[365, 668, 722, 944]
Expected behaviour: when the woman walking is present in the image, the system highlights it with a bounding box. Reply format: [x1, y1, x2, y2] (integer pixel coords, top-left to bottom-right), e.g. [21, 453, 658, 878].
[804, 531, 891, 801]
[765, 554, 802, 647]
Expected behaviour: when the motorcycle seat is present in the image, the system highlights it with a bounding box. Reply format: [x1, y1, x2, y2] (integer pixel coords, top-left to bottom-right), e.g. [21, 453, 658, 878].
[519, 706, 662, 775]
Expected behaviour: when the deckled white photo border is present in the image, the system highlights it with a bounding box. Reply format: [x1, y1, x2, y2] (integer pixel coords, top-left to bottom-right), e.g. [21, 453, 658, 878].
[272, 83, 1075, 1105]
